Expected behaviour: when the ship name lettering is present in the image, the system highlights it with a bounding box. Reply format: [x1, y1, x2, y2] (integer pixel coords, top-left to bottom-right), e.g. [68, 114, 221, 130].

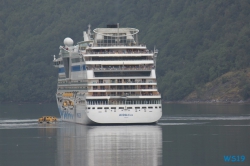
[119, 114, 133, 116]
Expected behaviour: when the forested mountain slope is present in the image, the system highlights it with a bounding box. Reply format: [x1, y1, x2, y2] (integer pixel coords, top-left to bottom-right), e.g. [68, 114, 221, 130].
[185, 68, 250, 102]
[0, 0, 249, 102]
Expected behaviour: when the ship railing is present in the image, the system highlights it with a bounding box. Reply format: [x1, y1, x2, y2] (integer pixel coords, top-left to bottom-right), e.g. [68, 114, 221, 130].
[57, 80, 156, 85]
[58, 82, 87, 85]
[57, 81, 87, 85]
[92, 44, 147, 47]
[89, 87, 156, 90]
[86, 103, 161, 105]
[86, 94, 161, 97]
[58, 81, 87, 84]
[85, 51, 153, 55]
[87, 59, 153, 61]
[89, 80, 156, 84]
[88, 67, 154, 71]
[58, 87, 87, 90]
[55, 93, 85, 96]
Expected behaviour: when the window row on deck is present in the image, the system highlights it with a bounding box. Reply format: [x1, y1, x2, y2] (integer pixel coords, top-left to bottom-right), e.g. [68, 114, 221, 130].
[87, 99, 161, 105]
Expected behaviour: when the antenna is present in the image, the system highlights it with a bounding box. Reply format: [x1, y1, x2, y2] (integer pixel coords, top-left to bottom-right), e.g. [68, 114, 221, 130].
[88, 24, 91, 39]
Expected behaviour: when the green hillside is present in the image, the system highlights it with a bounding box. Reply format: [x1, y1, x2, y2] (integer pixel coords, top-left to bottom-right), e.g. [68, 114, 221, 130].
[185, 68, 250, 102]
[0, 0, 250, 102]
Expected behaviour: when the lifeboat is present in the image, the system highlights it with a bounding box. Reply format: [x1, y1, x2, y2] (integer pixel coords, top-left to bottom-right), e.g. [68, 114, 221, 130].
[62, 92, 74, 97]
[38, 116, 57, 123]
[62, 100, 74, 107]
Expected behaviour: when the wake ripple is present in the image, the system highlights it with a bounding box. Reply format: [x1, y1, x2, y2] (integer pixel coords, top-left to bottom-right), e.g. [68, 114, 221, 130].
[0, 119, 37, 123]
[160, 116, 250, 121]
[158, 122, 208, 126]
[0, 119, 60, 129]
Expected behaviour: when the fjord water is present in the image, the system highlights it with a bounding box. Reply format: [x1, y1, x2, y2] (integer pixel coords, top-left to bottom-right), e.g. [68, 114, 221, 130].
[0, 103, 250, 166]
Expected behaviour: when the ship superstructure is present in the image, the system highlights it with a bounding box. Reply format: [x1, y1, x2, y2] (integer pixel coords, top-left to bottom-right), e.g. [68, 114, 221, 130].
[53, 24, 162, 124]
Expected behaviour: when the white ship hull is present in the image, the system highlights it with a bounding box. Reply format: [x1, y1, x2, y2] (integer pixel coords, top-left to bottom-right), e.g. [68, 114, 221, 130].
[58, 100, 162, 124]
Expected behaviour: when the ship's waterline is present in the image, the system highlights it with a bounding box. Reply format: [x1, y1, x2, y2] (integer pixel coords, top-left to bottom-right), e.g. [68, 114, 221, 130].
[53, 24, 162, 124]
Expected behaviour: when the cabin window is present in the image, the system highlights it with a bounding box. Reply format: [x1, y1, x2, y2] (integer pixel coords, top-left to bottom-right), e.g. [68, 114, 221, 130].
[104, 107, 109, 109]
[97, 107, 102, 109]
[148, 107, 153, 109]
[71, 58, 80, 63]
[119, 107, 124, 109]
[142, 107, 146, 109]
[135, 107, 140, 109]
[127, 107, 132, 109]
[111, 107, 116, 109]
[94, 70, 151, 77]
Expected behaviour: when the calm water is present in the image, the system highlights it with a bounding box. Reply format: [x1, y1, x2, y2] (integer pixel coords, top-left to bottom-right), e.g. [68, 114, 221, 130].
[0, 103, 250, 166]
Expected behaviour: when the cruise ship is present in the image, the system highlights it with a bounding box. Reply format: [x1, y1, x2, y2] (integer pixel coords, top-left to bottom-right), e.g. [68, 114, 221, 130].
[53, 24, 162, 124]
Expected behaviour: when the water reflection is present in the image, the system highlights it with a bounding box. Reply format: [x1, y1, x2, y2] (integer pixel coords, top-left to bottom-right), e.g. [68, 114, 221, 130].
[56, 124, 162, 166]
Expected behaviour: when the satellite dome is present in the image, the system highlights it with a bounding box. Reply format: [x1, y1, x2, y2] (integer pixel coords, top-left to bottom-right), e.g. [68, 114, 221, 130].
[64, 37, 74, 46]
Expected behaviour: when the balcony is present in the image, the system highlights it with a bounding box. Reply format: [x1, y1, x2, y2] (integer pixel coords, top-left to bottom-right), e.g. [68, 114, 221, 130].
[86, 93, 161, 97]
[85, 49, 153, 55]
[88, 87, 157, 91]
[88, 79, 156, 84]
[88, 66, 154, 71]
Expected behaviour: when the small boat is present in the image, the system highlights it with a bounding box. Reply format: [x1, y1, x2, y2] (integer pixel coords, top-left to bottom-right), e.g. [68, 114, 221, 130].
[38, 116, 57, 123]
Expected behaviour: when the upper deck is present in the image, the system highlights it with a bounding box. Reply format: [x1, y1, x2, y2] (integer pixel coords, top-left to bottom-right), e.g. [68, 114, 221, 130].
[92, 25, 139, 47]
[54, 24, 159, 80]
